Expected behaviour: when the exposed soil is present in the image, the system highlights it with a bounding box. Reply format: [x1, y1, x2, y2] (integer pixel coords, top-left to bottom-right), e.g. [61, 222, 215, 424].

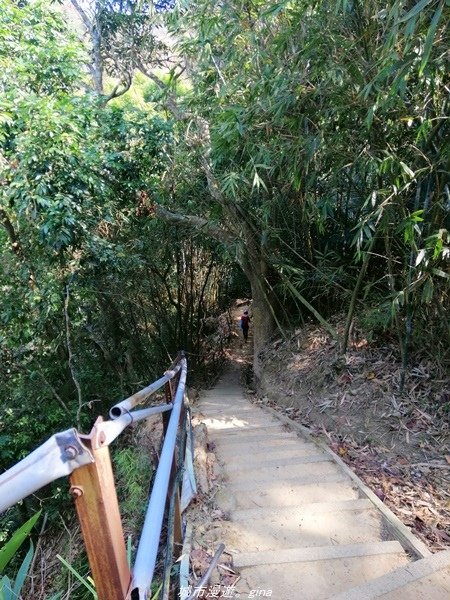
[256, 320, 450, 553]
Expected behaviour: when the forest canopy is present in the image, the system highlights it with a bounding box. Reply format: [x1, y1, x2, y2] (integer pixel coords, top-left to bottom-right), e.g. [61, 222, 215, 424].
[0, 0, 448, 443]
[0, 0, 448, 593]
[0, 0, 448, 456]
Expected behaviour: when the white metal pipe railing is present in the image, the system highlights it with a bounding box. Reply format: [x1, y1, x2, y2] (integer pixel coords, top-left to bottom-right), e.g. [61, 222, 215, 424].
[0, 354, 193, 600]
[99, 403, 173, 447]
[130, 356, 187, 599]
[0, 358, 184, 515]
[0, 429, 94, 513]
[109, 364, 182, 419]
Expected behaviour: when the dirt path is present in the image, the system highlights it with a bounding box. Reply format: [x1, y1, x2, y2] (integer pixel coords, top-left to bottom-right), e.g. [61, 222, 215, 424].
[189, 310, 450, 599]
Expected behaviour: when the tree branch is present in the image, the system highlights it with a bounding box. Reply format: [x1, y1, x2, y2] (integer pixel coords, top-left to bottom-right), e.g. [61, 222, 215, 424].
[102, 74, 132, 105]
[154, 204, 236, 246]
[137, 62, 183, 118]
[138, 66, 255, 246]
[69, 0, 93, 33]
[64, 281, 83, 428]
[0, 207, 21, 256]
[33, 369, 71, 415]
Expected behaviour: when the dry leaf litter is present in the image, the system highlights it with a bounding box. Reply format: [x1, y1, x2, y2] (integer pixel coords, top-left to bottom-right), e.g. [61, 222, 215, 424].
[255, 321, 450, 552]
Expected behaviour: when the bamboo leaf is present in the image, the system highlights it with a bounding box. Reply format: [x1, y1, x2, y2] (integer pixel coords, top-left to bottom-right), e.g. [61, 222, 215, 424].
[398, 0, 433, 22]
[366, 105, 375, 128]
[261, 2, 288, 18]
[252, 170, 268, 193]
[400, 161, 415, 178]
[419, 1, 444, 75]
[283, 278, 339, 340]
[0, 512, 41, 574]
[127, 535, 132, 568]
[56, 555, 97, 598]
[151, 583, 163, 600]
[0, 576, 13, 600]
[12, 543, 34, 597]
[404, 13, 419, 36]
[432, 268, 450, 279]
[415, 248, 426, 265]
[421, 278, 434, 302]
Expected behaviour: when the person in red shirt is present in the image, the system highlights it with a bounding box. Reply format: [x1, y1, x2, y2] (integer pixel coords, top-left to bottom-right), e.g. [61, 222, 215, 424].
[240, 310, 250, 342]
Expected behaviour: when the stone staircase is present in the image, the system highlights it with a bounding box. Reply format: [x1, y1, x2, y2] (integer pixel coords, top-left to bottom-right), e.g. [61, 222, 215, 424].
[193, 366, 450, 600]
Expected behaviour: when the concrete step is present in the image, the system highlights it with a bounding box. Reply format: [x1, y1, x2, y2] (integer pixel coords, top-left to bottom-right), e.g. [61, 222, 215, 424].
[196, 401, 251, 409]
[217, 443, 320, 463]
[196, 405, 254, 414]
[233, 551, 410, 600]
[204, 409, 292, 424]
[199, 410, 259, 421]
[198, 393, 246, 400]
[227, 471, 351, 492]
[196, 401, 250, 409]
[191, 367, 443, 600]
[215, 477, 358, 511]
[201, 416, 281, 431]
[224, 457, 342, 485]
[194, 406, 251, 415]
[214, 432, 309, 451]
[198, 397, 254, 406]
[232, 498, 374, 520]
[327, 549, 450, 600]
[224, 503, 389, 552]
[211, 428, 286, 441]
[234, 540, 405, 568]
[223, 452, 332, 473]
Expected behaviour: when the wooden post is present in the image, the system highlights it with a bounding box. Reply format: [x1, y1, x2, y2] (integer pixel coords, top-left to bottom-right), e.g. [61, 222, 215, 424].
[172, 488, 183, 559]
[162, 380, 173, 435]
[69, 420, 130, 600]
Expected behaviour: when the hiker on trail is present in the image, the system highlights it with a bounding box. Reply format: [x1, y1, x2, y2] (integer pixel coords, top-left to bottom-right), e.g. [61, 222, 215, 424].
[240, 310, 250, 342]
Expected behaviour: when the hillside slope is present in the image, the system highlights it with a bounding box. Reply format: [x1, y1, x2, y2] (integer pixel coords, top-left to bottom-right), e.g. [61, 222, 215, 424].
[256, 321, 450, 552]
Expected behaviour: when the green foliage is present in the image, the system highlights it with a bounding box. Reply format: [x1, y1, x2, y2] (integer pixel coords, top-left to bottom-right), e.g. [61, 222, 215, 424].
[0, 0, 448, 590]
[113, 446, 151, 535]
[0, 542, 34, 600]
[164, 0, 448, 349]
[56, 554, 97, 599]
[0, 0, 228, 523]
[0, 512, 42, 600]
[0, 512, 40, 574]
[358, 304, 396, 339]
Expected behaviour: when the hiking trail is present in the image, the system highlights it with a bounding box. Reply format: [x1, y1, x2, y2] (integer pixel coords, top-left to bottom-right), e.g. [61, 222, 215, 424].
[191, 307, 450, 599]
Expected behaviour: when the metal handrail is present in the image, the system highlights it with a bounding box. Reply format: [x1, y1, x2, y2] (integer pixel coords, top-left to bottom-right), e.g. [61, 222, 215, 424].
[0, 429, 94, 513]
[131, 356, 187, 598]
[0, 362, 184, 515]
[109, 363, 182, 418]
[0, 352, 194, 600]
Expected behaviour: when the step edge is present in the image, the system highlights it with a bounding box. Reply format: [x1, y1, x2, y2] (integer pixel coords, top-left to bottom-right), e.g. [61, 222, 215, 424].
[224, 453, 331, 472]
[228, 472, 351, 490]
[234, 540, 406, 568]
[231, 498, 374, 520]
[259, 403, 433, 559]
[326, 549, 450, 600]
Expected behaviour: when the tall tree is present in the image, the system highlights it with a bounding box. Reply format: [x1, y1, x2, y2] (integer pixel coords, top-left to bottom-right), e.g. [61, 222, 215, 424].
[150, 0, 449, 374]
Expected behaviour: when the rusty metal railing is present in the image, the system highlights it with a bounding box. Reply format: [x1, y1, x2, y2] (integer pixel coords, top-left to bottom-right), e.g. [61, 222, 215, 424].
[0, 352, 194, 600]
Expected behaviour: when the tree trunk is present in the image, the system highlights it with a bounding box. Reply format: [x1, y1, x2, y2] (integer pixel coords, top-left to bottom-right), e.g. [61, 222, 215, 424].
[152, 204, 279, 375]
[91, 24, 104, 94]
[241, 244, 276, 379]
